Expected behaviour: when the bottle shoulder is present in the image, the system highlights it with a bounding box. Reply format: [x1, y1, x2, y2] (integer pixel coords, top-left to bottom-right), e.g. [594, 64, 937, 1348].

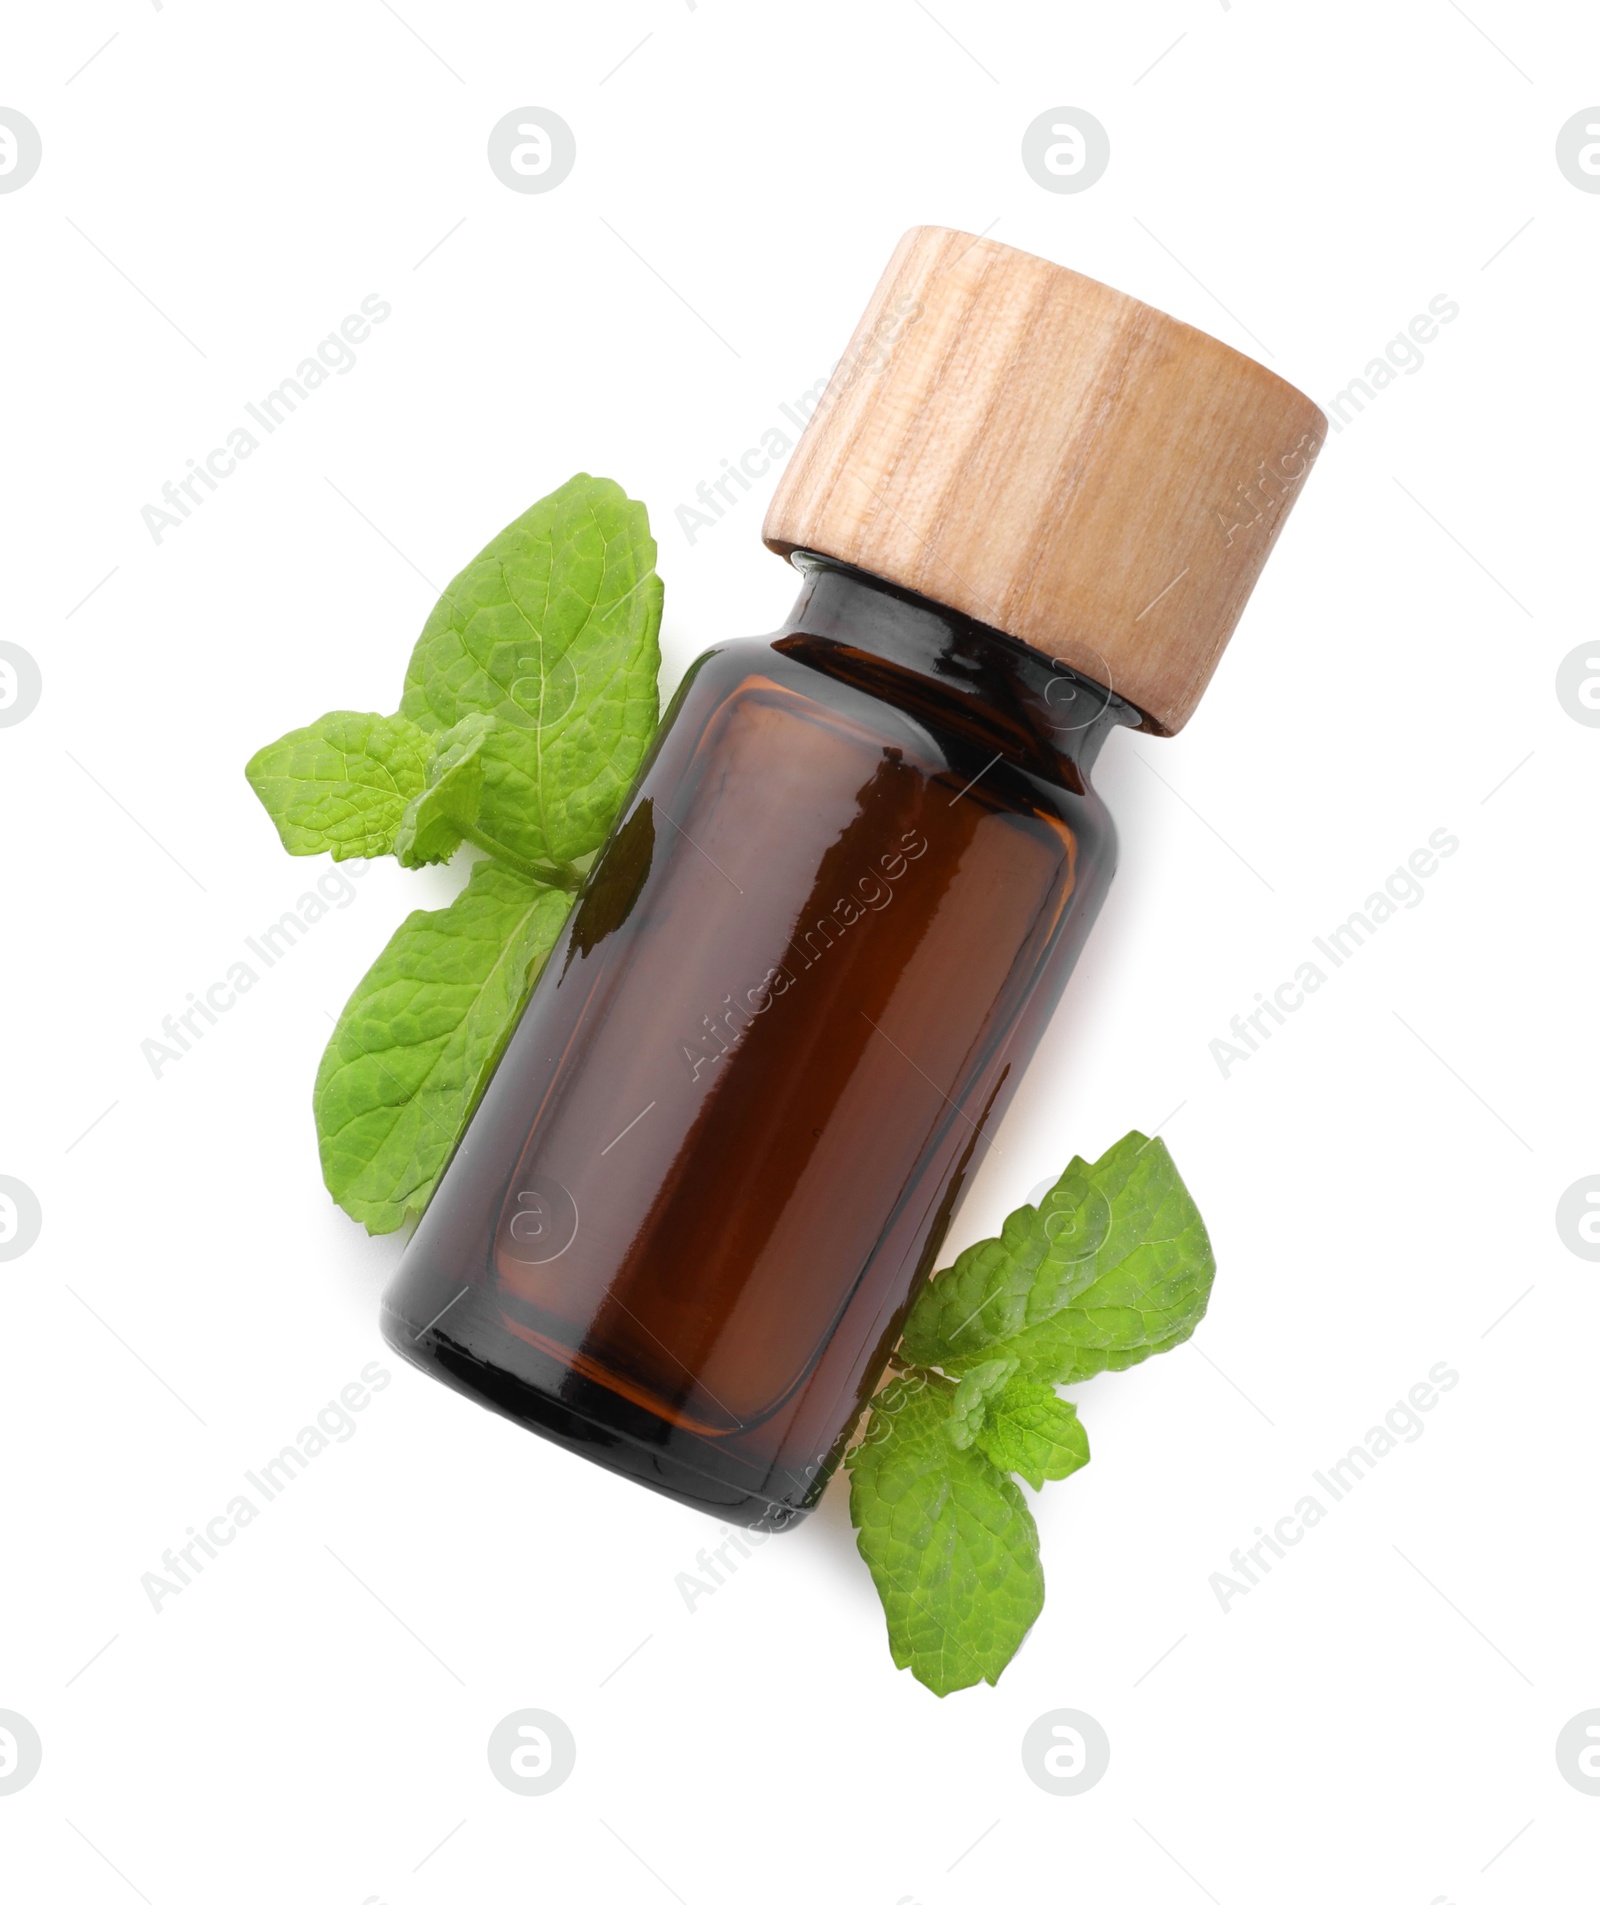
[666, 632, 1119, 833]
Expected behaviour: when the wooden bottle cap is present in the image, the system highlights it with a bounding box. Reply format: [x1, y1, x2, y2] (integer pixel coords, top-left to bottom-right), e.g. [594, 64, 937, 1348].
[764, 227, 1326, 734]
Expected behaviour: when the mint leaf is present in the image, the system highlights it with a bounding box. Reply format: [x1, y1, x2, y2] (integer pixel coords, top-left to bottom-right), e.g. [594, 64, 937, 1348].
[847, 1375, 1044, 1696]
[901, 1199, 1051, 1375]
[313, 861, 572, 1233]
[400, 473, 663, 868]
[901, 1133, 1214, 1385]
[245, 711, 431, 861]
[945, 1355, 1018, 1450]
[394, 713, 495, 869]
[971, 1378, 1089, 1491]
[1000, 1135, 1215, 1383]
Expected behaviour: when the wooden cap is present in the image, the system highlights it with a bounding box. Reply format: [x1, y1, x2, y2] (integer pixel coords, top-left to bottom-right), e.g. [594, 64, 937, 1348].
[764, 227, 1326, 734]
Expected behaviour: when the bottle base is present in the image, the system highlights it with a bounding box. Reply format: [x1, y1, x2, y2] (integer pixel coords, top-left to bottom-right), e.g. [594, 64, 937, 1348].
[379, 1300, 814, 1532]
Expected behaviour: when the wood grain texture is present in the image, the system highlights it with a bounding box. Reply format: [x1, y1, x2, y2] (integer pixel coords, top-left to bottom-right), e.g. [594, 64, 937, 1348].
[764, 227, 1326, 734]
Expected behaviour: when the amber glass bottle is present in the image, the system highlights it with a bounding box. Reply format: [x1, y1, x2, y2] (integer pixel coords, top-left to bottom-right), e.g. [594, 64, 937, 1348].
[381, 228, 1324, 1527]
[385, 554, 1133, 1524]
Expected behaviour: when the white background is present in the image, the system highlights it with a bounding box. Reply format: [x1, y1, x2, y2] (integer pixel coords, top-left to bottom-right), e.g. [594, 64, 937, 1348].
[3, 2, 1596, 1899]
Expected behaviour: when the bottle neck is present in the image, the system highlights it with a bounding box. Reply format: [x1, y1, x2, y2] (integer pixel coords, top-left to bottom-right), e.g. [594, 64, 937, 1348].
[775, 550, 1138, 784]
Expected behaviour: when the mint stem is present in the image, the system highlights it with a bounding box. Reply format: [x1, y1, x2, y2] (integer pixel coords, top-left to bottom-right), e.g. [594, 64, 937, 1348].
[460, 824, 584, 892]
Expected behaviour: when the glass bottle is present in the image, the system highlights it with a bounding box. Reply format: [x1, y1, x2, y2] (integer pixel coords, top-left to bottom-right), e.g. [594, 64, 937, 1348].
[381, 227, 1324, 1528]
[385, 554, 1134, 1525]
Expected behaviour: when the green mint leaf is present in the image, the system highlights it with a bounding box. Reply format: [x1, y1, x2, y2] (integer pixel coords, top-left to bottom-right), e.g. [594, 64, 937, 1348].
[313, 861, 572, 1234]
[847, 1375, 1044, 1696]
[945, 1355, 1018, 1450]
[901, 1198, 1048, 1376]
[1001, 1134, 1215, 1383]
[244, 711, 431, 861]
[901, 1133, 1214, 1386]
[971, 1379, 1090, 1491]
[399, 473, 663, 868]
[393, 712, 495, 869]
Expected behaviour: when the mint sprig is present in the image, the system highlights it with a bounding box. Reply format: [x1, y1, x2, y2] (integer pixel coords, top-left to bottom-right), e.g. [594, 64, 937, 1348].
[849, 1134, 1214, 1696]
[245, 473, 661, 1233]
